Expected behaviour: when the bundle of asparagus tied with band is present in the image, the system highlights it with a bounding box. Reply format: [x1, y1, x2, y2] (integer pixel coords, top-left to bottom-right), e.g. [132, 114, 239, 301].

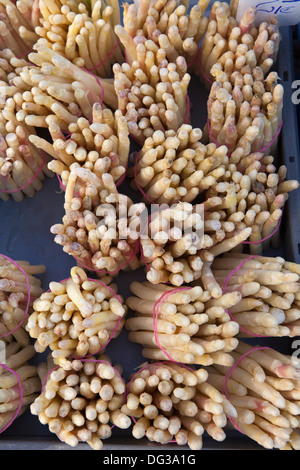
[0, 49, 53, 201]
[31, 353, 130, 449]
[0, 255, 45, 343]
[0, 341, 41, 433]
[140, 201, 252, 285]
[206, 68, 284, 157]
[26, 267, 127, 367]
[132, 126, 229, 205]
[29, 103, 130, 190]
[0, 0, 40, 57]
[205, 155, 299, 254]
[14, 42, 117, 132]
[210, 253, 300, 338]
[206, 341, 300, 450]
[35, 0, 124, 77]
[0, 250, 45, 432]
[125, 280, 241, 366]
[112, 41, 191, 144]
[117, 0, 210, 66]
[50, 167, 144, 273]
[122, 361, 238, 449]
[199, 2, 281, 86]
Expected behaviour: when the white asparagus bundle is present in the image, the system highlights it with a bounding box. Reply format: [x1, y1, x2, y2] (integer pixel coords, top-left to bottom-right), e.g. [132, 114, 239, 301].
[0, 340, 41, 432]
[0, 0, 40, 57]
[118, 0, 210, 66]
[50, 166, 144, 273]
[211, 253, 300, 337]
[122, 361, 238, 449]
[131, 125, 229, 204]
[140, 201, 252, 285]
[207, 341, 300, 450]
[199, 3, 281, 86]
[35, 0, 124, 77]
[0, 49, 53, 201]
[126, 280, 241, 366]
[205, 157, 299, 253]
[29, 103, 130, 190]
[14, 41, 117, 132]
[26, 267, 127, 367]
[112, 42, 191, 144]
[31, 353, 130, 449]
[0, 255, 45, 345]
[206, 68, 284, 157]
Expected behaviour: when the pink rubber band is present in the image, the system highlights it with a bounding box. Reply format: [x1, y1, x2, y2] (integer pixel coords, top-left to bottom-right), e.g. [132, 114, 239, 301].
[222, 255, 270, 338]
[129, 133, 143, 146]
[0, 150, 47, 194]
[207, 118, 283, 156]
[256, 120, 283, 153]
[41, 359, 126, 430]
[187, 49, 199, 69]
[221, 256, 257, 293]
[0, 254, 31, 339]
[46, 276, 123, 356]
[197, 59, 213, 85]
[126, 360, 194, 443]
[187, 48, 213, 85]
[16, 48, 33, 59]
[0, 364, 23, 434]
[55, 174, 73, 195]
[153, 287, 192, 363]
[81, 68, 104, 108]
[221, 345, 271, 433]
[124, 49, 129, 64]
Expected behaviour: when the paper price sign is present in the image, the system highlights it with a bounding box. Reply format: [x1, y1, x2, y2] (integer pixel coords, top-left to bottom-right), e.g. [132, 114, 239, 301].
[236, 0, 300, 26]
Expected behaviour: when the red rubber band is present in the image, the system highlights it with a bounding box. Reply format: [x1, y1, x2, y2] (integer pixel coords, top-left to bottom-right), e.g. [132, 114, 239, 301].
[81, 68, 104, 108]
[16, 48, 33, 59]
